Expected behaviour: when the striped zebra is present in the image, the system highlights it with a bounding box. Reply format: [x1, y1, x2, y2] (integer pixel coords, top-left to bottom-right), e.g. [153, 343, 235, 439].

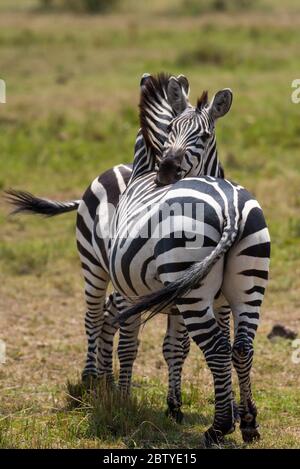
[5, 73, 207, 421]
[109, 78, 271, 445]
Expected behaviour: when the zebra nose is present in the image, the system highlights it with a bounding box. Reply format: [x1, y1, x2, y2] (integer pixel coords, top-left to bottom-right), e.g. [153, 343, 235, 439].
[155, 157, 183, 186]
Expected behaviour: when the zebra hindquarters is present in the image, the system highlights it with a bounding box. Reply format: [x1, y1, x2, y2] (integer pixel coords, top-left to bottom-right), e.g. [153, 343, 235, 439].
[222, 205, 271, 443]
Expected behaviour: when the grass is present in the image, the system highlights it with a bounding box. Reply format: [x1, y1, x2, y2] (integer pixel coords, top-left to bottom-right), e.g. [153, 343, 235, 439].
[0, 0, 300, 449]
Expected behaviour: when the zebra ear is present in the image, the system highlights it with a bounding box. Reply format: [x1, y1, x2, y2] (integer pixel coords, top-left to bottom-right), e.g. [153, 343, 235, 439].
[177, 74, 190, 98]
[209, 88, 233, 120]
[140, 73, 151, 88]
[167, 77, 189, 115]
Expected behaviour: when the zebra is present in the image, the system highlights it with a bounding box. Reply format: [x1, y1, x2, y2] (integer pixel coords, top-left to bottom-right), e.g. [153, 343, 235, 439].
[109, 79, 271, 445]
[5, 73, 208, 421]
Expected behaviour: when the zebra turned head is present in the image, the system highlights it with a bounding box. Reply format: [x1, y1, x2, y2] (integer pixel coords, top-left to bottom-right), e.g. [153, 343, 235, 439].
[130, 73, 192, 183]
[155, 77, 233, 186]
[139, 73, 191, 160]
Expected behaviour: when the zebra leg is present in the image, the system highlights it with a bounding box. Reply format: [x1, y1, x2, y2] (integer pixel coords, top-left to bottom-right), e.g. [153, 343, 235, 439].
[177, 297, 234, 446]
[231, 308, 260, 443]
[81, 265, 110, 385]
[76, 199, 111, 384]
[213, 295, 231, 342]
[214, 296, 239, 423]
[117, 300, 141, 395]
[221, 227, 270, 443]
[96, 292, 119, 386]
[163, 309, 190, 423]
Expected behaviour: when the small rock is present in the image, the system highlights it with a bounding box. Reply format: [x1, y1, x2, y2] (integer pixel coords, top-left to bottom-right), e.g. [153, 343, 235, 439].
[267, 324, 297, 341]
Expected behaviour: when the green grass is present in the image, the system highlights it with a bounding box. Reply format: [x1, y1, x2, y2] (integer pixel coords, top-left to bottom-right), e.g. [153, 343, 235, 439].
[0, 0, 300, 449]
[1, 372, 299, 448]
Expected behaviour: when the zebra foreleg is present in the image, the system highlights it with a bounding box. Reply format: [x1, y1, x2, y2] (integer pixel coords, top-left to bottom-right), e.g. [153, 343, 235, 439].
[96, 292, 119, 387]
[163, 310, 190, 423]
[117, 311, 141, 395]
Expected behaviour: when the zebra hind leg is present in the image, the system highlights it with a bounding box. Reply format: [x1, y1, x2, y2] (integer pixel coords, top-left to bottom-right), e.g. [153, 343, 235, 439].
[214, 299, 239, 424]
[178, 299, 235, 447]
[81, 267, 110, 387]
[163, 310, 190, 424]
[232, 312, 260, 443]
[82, 303, 105, 389]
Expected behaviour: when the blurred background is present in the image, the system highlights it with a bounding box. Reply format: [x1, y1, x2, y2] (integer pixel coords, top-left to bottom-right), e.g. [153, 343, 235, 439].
[0, 0, 299, 448]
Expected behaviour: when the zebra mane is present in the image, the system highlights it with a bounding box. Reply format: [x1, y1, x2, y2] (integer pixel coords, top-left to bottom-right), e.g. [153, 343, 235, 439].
[197, 90, 209, 110]
[139, 73, 175, 159]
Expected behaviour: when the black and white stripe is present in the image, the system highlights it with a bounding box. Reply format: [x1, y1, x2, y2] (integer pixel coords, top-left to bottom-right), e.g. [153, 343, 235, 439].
[110, 83, 270, 445]
[4, 73, 200, 419]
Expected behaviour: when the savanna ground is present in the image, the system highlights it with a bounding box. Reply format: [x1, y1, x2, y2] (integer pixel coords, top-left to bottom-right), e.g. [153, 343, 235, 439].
[0, 0, 300, 449]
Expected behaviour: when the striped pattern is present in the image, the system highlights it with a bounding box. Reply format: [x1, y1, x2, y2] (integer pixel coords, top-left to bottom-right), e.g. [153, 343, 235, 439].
[78, 73, 193, 398]
[111, 175, 270, 445]
[5, 74, 201, 420]
[110, 93, 270, 445]
[5, 76, 270, 444]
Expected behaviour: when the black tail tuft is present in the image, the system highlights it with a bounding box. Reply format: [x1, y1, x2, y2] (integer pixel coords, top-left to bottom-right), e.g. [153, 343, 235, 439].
[4, 189, 81, 217]
[117, 282, 180, 326]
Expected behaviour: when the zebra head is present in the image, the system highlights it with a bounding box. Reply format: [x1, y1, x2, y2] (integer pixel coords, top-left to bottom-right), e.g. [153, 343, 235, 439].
[139, 73, 191, 160]
[155, 77, 233, 186]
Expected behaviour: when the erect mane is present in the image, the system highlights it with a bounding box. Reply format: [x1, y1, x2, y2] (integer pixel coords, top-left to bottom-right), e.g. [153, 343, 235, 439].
[196, 90, 209, 110]
[139, 72, 175, 158]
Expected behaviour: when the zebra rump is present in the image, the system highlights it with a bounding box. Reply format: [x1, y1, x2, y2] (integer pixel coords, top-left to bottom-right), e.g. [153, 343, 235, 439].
[118, 216, 239, 325]
[4, 189, 80, 217]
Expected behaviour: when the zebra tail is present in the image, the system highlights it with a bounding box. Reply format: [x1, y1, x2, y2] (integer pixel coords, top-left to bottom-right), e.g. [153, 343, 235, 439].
[118, 217, 239, 325]
[4, 189, 81, 217]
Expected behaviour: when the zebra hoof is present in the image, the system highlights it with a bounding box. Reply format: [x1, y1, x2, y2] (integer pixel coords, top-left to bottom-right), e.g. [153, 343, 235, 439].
[204, 427, 224, 447]
[226, 424, 236, 435]
[241, 425, 260, 443]
[100, 374, 116, 390]
[82, 374, 99, 390]
[165, 407, 184, 424]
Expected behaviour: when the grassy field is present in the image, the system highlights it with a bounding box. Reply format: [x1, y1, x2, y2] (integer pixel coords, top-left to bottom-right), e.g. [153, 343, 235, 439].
[0, 0, 300, 449]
